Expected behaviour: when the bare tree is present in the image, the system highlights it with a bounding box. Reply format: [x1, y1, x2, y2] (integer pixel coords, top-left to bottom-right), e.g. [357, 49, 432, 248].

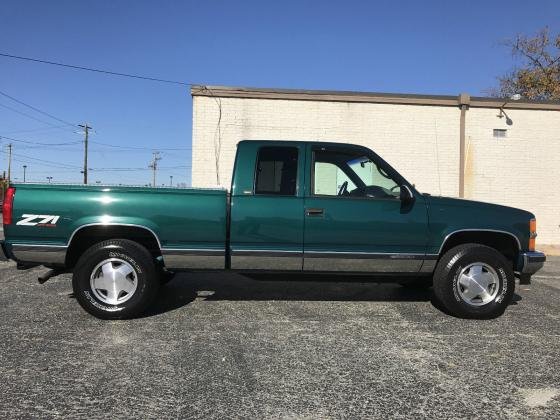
[491, 27, 560, 101]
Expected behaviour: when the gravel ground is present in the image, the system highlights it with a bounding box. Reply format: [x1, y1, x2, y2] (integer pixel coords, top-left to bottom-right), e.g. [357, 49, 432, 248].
[0, 257, 558, 419]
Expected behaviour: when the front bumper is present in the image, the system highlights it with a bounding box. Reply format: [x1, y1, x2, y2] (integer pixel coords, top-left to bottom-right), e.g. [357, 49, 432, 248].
[520, 251, 546, 275]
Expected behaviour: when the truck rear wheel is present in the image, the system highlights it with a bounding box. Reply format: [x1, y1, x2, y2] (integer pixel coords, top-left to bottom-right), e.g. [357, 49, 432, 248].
[72, 239, 160, 319]
[433, 244, 515, 319]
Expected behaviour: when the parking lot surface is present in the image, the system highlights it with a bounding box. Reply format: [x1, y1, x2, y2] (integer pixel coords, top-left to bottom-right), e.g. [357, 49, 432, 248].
[0, 257, 559, 419]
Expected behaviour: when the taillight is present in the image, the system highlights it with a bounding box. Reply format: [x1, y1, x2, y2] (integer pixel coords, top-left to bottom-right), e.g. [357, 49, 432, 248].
[2, 187, 15, 225]
[529, 218, 537, 251]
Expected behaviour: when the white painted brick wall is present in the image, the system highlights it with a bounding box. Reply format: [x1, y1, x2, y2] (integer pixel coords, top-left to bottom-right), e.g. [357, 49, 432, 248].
[465, 107, 560, 245]
[192, 96, 560, 245]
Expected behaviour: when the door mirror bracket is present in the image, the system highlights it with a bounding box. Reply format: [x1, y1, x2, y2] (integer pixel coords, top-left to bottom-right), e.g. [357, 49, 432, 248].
[400, 185, 415, 204]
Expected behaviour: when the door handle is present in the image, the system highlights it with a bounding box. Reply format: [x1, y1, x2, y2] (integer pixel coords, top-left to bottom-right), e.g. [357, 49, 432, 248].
[305, 208, 324, 216]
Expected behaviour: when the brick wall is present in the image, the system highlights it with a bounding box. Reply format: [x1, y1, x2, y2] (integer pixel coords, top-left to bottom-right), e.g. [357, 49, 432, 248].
[192, 95, 560, 245]
[465, 107, 560, 245]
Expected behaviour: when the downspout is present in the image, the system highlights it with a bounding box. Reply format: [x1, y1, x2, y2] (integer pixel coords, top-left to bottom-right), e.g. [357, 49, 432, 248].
[458, 93, 470, 198]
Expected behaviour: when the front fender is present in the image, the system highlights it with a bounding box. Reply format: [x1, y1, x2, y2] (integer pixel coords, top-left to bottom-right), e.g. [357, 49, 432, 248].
[426, 196, 533, 254]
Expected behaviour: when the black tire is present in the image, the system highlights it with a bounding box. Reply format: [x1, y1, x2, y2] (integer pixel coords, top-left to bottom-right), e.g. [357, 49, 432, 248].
[398, 277, 433, 289]
[433, 244, 515, 319]
[158, 268, 176, 286]
[72, 239, 160, 319]
[519, 274, 531, 285]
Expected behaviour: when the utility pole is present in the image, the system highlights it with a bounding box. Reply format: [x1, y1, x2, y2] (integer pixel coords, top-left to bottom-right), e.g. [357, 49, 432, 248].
[7, 143, 12, 183]
[46, 176, 52, 184]
[78, 123, 92, 185]
[23, 165, 27, 183]
[148, 152, 161, 187]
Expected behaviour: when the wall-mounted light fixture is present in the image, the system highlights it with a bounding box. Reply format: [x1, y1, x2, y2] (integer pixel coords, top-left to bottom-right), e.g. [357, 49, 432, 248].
[498, 93, 521, 125]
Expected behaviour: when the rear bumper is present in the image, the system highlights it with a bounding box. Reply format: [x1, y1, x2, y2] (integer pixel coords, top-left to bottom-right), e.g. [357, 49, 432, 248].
[520, 251, 546, 275]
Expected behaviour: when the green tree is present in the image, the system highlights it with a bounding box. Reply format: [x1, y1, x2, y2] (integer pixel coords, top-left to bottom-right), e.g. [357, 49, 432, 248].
[493, 27, 560, 101]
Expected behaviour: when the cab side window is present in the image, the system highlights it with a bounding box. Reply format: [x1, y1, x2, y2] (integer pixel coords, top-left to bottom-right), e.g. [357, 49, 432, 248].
[312, 149, 400, 199]
[314, 161, 357, 195]
[255, 147, 298, 196]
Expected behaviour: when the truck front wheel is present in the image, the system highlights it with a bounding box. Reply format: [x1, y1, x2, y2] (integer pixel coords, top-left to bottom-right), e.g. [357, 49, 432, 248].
[72, 239, 160, 319]
[433, 244, 515, 319]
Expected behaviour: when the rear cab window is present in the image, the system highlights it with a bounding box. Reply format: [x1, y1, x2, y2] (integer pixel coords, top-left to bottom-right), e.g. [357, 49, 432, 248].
[254, 147, 299, 196]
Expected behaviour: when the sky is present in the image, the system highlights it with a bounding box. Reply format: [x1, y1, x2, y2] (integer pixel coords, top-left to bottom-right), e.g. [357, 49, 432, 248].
[0, 0, 558, 186]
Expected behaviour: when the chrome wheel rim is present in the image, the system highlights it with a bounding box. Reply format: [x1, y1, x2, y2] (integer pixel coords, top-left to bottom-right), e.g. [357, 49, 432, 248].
[90, 258, 138, 305]
[457, 263, 500, 306]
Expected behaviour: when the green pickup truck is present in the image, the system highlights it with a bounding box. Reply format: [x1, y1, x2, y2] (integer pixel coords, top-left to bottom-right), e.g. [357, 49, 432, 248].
[1, 140, 545, 319]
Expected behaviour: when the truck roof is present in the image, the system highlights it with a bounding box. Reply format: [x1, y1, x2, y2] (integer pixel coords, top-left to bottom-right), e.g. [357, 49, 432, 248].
[237, 139, 370, 151]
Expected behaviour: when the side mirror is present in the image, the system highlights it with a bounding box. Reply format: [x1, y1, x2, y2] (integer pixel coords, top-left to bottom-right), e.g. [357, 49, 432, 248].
[400, 185, 415, 204]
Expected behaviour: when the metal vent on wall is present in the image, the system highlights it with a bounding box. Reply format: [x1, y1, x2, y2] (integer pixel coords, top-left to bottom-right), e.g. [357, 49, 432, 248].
[493, 129, 507, 139]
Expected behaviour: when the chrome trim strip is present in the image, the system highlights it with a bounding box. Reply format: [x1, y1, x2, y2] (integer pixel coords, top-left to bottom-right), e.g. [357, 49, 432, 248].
[67, 223, 163, 249]
[231, 249, 302, 253]
[302, 251, 437, 273]
[304, 251, 427, 260]
[11, 244, 67, 248]
[11, 244, 67, 265]
[161, 248, 225, 255]
[230, 249, 303, 270]
[303, 257, 422, 272]
[231, 255, 302, 270]
[161, 248, 225, 269]
[437, 229, 521, 254]
[231, 249, 303, 258]
[229, 250, 436, 272]
[419, 259, 437, 273]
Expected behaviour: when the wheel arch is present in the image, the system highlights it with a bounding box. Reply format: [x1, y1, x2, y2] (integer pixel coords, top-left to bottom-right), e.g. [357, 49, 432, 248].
[438, 229, 520, 266]
[65, 224, 162, 268]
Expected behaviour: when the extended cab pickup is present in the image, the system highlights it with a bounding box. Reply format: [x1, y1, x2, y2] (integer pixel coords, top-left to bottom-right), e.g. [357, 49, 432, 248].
[1, 140, 546, 319]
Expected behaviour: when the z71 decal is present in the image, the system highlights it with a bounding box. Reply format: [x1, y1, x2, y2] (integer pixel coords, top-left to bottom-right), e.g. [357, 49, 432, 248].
[17, 214, 60, 227]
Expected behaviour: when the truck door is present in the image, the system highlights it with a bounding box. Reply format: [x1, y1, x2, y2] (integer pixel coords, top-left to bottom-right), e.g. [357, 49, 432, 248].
[229, 143, 305, 270]
[303, 144, 430, 273]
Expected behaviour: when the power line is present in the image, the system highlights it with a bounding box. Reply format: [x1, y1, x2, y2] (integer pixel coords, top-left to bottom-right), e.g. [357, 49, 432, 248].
[0, 134, 190, 155]
[0, 52, 193, 86]
[12, 153, 82, 169]
[9, 165, 78, 174]
[7, 144, 83, 152]
[90, 148, 188, 154]
[0, 131, 190, 152]
[0, 134, 82, 146]
[0, 124, 71, 135]
[0, 149, 81, 169]
[91, 165, 189, 171]
[0, 89, 77, 127]
[89, 140, 191, 151]
[0, 102, 71, 129]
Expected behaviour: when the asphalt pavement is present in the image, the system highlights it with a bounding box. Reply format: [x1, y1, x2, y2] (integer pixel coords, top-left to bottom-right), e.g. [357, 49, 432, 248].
[0, 257, 559, 419]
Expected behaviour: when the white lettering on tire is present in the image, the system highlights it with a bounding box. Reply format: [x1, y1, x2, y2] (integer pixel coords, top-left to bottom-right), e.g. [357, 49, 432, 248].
[84, 291, 123, 312]
[109, 251, 143, 274]
[495, 267, 508, 303]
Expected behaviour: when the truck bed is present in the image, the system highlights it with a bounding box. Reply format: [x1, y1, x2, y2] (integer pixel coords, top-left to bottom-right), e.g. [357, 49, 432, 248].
[3, 183, 228, 269]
